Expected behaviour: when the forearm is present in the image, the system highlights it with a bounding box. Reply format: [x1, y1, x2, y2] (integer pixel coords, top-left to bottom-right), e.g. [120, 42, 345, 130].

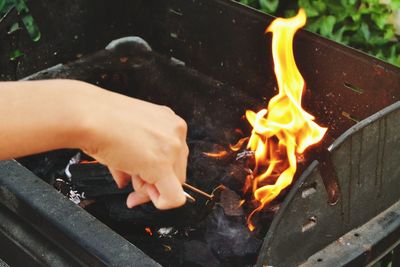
[0, 79, 92, 159]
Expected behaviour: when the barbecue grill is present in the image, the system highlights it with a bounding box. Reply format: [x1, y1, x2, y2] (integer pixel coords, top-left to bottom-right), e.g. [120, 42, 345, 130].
[0, 1, 399, 266]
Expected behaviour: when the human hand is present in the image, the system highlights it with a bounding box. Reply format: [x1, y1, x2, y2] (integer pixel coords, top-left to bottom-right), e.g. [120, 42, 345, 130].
[0, 79, 188, 210]
[78, 82, 189, 210]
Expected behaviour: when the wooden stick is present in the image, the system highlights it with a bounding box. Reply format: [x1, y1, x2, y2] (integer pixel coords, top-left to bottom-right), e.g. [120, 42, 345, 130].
[183, 183, 213, 200]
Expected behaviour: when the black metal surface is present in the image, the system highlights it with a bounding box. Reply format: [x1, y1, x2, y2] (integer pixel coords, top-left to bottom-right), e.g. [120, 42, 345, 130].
[0, 160, 159, 267]
[258, 101, 400, 266]
[318, 149, 340, 205]
[0, 260, 7, 267]
[0, 204, 77, 266]
[301, 200, 400, 267]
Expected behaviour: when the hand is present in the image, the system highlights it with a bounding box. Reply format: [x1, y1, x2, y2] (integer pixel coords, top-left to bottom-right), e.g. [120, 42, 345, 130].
[0, 79, 188, 210]
[78, 82, 189, 210]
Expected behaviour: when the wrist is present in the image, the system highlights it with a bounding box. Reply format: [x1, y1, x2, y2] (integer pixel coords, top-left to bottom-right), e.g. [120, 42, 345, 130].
[62, 80, 103, 154]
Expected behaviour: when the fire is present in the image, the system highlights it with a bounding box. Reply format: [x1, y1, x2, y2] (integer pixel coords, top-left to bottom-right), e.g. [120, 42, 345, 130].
[244, 9, 327, 231]
[79, 160, 99, 164]
[202, 151, 229, 159]
[145, 227, 153, 236]
[230, 137, 249, 151]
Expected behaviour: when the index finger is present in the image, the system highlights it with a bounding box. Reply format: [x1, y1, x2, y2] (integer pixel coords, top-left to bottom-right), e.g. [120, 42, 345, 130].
[147, 168, 186, 210]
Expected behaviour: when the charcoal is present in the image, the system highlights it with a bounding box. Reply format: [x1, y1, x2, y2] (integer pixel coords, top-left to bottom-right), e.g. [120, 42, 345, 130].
[219, 187, 244, 217]
[53, 178, 71, 196]
[204, 206, 262, 262]
[17, 149, 78, 183]
[220, 163, 249, 192]
[69, 163, 132, 197]
[187, 140, 234, 192]
[182, 240, 219, 267]
[78, 199, 96, 209]
[102, 195, 205, 227]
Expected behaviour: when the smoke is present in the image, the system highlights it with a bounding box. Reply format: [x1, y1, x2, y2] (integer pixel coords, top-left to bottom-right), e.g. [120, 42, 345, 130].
[204, 206, 262, 261]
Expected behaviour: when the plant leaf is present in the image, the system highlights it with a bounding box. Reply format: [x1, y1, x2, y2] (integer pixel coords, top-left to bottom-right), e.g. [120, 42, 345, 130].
[259, 0, 279, 13]
[320, 15, 336, 37]
[0, 0, 5, 13]
[299, 0, 319, 17]
[9, 49, 24, 61]
[360, 22, 370, 41]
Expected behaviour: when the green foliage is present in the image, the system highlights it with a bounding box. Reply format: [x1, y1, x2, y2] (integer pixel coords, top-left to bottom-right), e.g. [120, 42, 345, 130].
[239, 0, 400, 67]
[0, 0, 14, 17]
[239, 0, 280, 13]
[0, 0, 41, 61]
[0, 0, 41, 42]
[9, 48, 23, 60]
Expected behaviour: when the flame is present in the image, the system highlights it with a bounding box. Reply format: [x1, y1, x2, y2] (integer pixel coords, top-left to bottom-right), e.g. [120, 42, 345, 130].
[202, 151, 229, 159]
[145, 227, 153, 236]
[79, 160, 99, 164]
[230, 137, 249, 151]
[245, 9, 327, 231]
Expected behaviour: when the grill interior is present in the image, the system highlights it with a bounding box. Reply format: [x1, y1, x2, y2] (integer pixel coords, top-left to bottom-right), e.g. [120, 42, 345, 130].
[0, 1, 400, 266]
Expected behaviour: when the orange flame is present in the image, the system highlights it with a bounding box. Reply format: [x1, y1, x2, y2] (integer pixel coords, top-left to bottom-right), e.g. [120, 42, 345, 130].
[145, 227, 153, 236]
[202, 151, 229, 159]
[230, 137, 249, 151]
[79, 160, 99, 164]
[245, 9, 327, 231]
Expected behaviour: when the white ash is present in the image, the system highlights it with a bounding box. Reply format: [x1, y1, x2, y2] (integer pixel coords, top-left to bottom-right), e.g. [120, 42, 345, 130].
[236, 150, 254, 161]
[157, 227, 179, 238]
[69, 190, 86, 205]
[62, 152, 87, 205]
[65, 152, 81, 179]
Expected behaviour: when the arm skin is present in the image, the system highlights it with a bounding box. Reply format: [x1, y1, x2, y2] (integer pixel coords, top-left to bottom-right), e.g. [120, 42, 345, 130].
[0, 79, 188, 209]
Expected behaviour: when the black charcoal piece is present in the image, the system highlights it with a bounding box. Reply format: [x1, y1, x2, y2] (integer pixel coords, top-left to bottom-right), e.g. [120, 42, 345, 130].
[69, 163, 132, 197]
[219, 187, 244, 217]
[183, 240, 219, 267]
[205, 206, 262, 262]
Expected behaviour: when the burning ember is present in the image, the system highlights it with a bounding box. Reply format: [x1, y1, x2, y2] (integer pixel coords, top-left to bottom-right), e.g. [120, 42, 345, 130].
[233, 9, 327, 231]
[145, 227, 153, 236]
[202, 151, 229, 159]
